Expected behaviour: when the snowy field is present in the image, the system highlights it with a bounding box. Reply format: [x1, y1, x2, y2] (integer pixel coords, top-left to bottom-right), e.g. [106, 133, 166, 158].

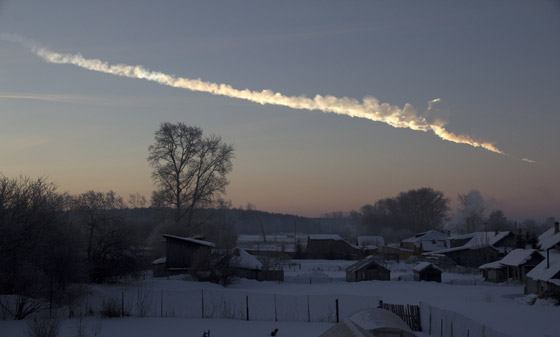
[1, 259, 559, 337]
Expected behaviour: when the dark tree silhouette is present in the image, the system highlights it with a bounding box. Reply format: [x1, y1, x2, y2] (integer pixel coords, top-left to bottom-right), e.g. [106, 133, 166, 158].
[147, 122, 234, 228]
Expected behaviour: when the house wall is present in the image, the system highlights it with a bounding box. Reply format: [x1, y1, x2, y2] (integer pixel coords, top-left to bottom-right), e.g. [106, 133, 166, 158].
[484, 268, 506, 283]
[443, 247, 499, 268]
[346, 263, 390, 282]
[306, 239, 358, 260]
[165, 238, 211, 270]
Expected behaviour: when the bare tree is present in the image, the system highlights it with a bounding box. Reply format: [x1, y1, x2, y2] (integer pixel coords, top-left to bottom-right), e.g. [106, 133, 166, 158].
[127, 193, 147, 209]
[147, 122, 234, 228]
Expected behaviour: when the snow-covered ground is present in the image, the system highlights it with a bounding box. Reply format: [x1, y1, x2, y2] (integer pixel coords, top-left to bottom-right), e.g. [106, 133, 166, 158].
[1, 259, 559, 337]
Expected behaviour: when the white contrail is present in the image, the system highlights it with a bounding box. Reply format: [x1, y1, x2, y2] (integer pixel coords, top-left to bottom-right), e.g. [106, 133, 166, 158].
[12, 38, 508, 155]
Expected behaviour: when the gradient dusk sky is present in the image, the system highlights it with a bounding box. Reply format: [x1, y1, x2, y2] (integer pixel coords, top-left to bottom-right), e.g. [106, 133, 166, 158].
[1, 1, 559, 220]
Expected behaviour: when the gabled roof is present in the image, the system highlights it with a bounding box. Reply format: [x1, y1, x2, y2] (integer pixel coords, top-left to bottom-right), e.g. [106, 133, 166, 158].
[412, 262, 441, 273]
[500, 249, 543, 267]
[346, 256, 388, 273]
[426, 244, 499, 255]
[527, 250, 560, 282]
[402, 230, 448, 243]
[538, 227, 560, 250]
[479, 260, 504, 269]
[162, 234, 216, 247]
[449, 231, 510, 248]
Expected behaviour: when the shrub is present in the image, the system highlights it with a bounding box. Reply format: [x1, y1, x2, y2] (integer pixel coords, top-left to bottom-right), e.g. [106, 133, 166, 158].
[26, 316, 60, 337]
[100, 297, 121, 318]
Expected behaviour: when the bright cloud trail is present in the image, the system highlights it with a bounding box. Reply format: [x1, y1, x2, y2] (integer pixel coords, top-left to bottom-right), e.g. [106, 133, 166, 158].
[26, 43, 508, 155]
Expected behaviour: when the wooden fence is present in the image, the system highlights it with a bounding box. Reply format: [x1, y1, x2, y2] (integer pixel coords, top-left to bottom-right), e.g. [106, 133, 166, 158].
[378, 301, 422, 331]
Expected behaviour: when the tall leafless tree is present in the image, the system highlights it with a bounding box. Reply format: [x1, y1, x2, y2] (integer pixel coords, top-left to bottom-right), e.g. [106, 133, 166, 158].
[147, 122, 234, 228]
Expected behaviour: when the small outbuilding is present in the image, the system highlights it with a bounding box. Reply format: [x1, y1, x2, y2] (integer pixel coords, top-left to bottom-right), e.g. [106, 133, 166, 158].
[346, 256, 390, 282]
[479, 260, 506, 283]
[162, 234, 216, 275]
[413, 262, 442, 283]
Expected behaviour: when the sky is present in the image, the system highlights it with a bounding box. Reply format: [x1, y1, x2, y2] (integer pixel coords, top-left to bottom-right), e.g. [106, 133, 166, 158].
[0, 0, 559, 220]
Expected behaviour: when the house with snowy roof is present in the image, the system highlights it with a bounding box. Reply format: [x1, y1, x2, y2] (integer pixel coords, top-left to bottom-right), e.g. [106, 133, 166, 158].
[448, 231, 515, 252]
[526, 249, 560, 295]
[479, 249, 544, 283]
[306, 234, 361, 260]
[425, 231, 514, 268]
[346, 255, 390, 282]
[401, 230, 449, 254]
[538, 221, 560, 251]
[479, 260, 506, 283]
[412, 262, 442, 283]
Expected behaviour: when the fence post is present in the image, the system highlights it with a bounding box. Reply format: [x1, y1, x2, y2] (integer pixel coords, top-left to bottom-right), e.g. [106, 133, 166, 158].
[201, 289, 204, 319]
[307, 295, 310, 323]
[440, 319, 443, 337]
[121, 291, 124, 317]
[274, 294, 277, 322]
[246, 295, 249, 321]
[335, 299, 339, 323]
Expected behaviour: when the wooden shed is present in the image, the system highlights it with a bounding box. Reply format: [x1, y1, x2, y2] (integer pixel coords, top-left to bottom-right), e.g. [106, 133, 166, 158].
[346, 256, 390, 282]
[162, 234, 215, 275]
[413, 262, 442, 283]
[479, 260, 506, 283]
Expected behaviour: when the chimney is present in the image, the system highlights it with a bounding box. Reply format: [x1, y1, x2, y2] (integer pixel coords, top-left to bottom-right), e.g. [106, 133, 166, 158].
[554, 221, 559, 234]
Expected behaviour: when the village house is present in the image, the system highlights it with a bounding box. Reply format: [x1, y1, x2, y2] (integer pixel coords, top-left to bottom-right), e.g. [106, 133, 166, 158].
[525, 249, 560, 295]
[412, 262, 442, 283]
[401, 230, 449, 254]
[500, 249, 544, 283]
[525, 222, 560, 295]
[426, 231, 515, 268]
[346, 256, 391, 282]
[447, 231, 515, 253]
[306, 234, 360, 260]
[478, 249, 544, 283]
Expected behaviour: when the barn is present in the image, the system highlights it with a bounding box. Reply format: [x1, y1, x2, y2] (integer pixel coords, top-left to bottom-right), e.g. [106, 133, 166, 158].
[412, 262, 442, 283]
[346, 256, 390, 282]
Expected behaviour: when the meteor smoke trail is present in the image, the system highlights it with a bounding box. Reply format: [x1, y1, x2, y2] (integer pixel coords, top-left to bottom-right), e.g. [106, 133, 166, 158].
[17, 40, 507, 155]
